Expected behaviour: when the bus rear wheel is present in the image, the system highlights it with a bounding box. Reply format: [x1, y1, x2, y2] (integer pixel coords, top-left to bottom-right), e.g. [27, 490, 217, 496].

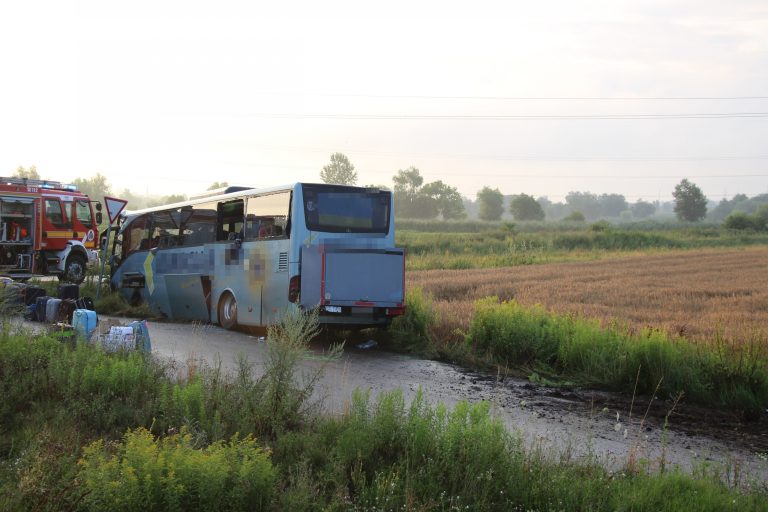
[218, 292, 238, 330]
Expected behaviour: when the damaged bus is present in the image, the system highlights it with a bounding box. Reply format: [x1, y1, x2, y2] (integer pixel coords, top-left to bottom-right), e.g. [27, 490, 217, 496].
[109, 183, 405, 329]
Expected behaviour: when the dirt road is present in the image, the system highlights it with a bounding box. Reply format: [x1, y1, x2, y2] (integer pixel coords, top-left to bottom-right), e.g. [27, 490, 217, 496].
[139, 319, 767, 481]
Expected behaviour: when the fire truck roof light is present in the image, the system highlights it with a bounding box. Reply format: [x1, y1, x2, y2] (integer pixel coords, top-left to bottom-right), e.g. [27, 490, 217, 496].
[41, 184, 54, 189]
[65, 185, 77, 191]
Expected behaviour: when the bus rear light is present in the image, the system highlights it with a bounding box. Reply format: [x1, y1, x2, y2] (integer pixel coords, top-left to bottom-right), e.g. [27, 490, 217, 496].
[288, 275, 301, 303]
[386, 307, 405, 317]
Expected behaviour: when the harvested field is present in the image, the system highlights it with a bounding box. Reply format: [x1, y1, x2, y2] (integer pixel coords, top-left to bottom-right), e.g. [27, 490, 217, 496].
[408, 247, 768, 345]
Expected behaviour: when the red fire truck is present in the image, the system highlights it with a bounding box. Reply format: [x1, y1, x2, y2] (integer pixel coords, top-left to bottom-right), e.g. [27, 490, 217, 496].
[0, 177, 102, 283]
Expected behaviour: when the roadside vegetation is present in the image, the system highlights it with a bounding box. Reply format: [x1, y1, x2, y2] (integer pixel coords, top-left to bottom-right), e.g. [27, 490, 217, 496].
[2, 308, 766, 510]
[394, 248, 768, 416]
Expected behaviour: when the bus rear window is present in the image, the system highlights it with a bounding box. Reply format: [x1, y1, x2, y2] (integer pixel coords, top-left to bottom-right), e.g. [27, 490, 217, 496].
[303, 185, 390, 234]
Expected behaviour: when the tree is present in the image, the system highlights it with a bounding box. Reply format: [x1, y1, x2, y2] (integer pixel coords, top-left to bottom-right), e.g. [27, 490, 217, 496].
[147, 194, 188, 208]
[537, 196, 568, 220]
[565, 191, 600, 219]
[630, 200, 656, 219]
[672, 179, 707, 221]
[117, 188, 148, 210]
[320, 153, 357, 185]
[420, 180, 466, 220]
[393, 167, 434, 219]
[476, 187, 504, 221]
[72, 173, 113, 203]
[392, 167, 423, 197]
[598, 193, 628, 218]
[12, 165, 40, 180]
[755, 203, 768, 225]
[509, 193, 545, 221]
[207, 181, 229, 190]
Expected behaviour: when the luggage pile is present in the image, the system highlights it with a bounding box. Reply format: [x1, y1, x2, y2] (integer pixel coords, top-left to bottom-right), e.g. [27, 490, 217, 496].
[12, 280, 151, 352]
[23, 284, 99, 341]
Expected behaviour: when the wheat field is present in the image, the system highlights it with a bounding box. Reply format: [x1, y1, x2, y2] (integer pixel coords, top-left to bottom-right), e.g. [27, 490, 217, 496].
[407, 247, 768, 345]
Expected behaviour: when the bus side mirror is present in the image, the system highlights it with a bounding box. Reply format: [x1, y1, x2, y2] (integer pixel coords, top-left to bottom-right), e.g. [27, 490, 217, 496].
[95, 202, 102, 211]
[96, 212, 103, 224]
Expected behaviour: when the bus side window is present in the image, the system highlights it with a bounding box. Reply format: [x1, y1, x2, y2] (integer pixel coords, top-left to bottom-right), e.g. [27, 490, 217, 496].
[149, 210, 180, 249]
[123, 214, 150, 258]
[245, 192, 290, 240]
[217, 199, 244, 241]
[179, 202, 217, 246]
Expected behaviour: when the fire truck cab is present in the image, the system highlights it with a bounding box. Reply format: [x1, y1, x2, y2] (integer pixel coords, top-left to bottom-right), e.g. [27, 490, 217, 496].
[0, 177, 102, 283]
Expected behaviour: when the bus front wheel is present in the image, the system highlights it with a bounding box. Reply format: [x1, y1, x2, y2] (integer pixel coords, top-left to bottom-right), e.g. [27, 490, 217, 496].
[218, 292, 238, 330]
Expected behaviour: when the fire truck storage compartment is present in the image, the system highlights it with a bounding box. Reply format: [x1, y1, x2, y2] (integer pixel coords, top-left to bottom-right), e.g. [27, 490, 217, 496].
[0, 198, 34, 270]
[300, 246, 405, 308]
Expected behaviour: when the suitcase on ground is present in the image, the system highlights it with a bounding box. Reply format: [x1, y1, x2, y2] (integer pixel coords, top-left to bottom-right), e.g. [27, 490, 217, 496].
[58, 298, 78, 323]
[35, 296, 51, 322]
[25, 286, 46, 306]
[45, 298, 62, 323]
[58, 284, 80, 301]
[75, 296, 95, 311]
[72, 309, 98, 340]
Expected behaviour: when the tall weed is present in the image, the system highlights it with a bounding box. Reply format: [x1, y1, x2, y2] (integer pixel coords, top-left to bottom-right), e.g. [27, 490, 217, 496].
[78, 427, 275, 511]
[389, 287, 437, 352]
[468, 298, 768, 412]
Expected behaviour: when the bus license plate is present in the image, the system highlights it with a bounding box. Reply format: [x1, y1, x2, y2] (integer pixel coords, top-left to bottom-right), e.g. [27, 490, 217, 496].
[325, 306, 342, 313]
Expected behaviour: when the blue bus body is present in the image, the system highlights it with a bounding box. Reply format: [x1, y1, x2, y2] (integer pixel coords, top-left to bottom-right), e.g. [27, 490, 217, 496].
[110, 183, 405, 329]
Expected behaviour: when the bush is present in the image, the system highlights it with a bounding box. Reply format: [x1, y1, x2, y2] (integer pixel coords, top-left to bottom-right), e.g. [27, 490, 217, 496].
[389, 287, 437, 352]
[467, 298, 768, 412]
[724, 211, 766, 231]
[78, 427, 275, 511]
[563, 210, 586, 222]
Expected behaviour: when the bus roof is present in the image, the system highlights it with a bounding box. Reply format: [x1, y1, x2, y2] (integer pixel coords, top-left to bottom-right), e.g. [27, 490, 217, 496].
[121, 182, 390, 221]
[122, 183, 298, 218]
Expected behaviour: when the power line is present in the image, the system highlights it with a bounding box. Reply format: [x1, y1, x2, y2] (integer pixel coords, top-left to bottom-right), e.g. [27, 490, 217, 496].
[371, 172, 768, 179]
[250, 112, 768, 121]
[222, 144, 768, 163]
[257, 92, 768, 101]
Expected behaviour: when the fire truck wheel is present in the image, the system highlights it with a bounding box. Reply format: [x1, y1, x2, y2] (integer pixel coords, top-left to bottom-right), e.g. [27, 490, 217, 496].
[218, 292, 238, 330]
[61, 254, 86, 284]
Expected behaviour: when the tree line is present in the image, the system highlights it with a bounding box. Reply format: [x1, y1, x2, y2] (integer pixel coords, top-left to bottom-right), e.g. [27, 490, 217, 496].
[317, 153, 752, 224]
[10, 158, 766, 230]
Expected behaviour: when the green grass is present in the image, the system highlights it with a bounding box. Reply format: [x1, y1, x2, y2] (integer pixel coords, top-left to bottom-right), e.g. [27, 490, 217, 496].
[465, 298, 768, 414]
[397, 226, 768, 270]
[1, 312, 767, 510]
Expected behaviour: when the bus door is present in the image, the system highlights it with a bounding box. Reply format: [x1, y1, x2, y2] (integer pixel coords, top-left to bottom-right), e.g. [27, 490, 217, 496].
[244, 192, 291, 325]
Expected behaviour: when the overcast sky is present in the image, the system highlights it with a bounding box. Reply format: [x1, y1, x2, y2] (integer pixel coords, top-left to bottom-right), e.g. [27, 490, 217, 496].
[1, 0, 766, 203]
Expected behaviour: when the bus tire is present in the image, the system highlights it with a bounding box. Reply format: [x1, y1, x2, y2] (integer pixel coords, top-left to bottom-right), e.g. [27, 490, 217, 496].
[61, 254, 86, 284]
[218, 292, 238, 330]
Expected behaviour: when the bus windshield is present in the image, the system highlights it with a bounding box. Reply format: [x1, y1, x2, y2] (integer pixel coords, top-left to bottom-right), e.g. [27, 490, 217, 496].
[303, 185, 390, 233]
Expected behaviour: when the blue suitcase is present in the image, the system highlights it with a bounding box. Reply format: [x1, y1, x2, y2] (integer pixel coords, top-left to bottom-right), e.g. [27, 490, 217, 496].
[73, 309, 98, 340]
